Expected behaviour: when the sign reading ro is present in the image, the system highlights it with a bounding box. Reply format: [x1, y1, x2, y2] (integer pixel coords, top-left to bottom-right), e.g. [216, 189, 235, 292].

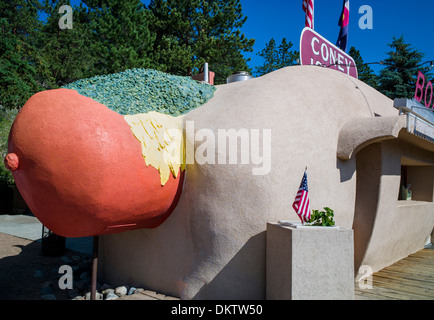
[300, 27, 358, 79]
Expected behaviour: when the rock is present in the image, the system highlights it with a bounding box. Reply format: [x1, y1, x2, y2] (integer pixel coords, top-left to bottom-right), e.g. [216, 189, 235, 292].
[103, 287, 114, 293]
[114, 286, 127, 297]
[104, 291, 118, 300]
[128, 287, 136, 295]
[41, 294, 56, 300]
[133, 288, 144, 294]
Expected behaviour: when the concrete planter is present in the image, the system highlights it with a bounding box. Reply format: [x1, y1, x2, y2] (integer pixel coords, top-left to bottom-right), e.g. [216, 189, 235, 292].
[266, 222, 354, 300]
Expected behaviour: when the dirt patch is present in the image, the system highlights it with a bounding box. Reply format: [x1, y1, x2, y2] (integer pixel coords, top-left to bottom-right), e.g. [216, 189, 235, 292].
[0, 232, 91, 300]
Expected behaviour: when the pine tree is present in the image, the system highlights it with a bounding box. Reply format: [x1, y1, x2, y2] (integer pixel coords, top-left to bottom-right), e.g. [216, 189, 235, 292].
[209, 48, 252, 84]
[0, 0, 42, 41]
[378, 35, 431, 99]
[255, 38, 299, 77]
[148, 0, 254, 82]
[0, 1, 51, 109]
[38, 0, 101, 86]
[349, 46, 378, 89]
[0, 18, 44, 108]
[255, 38, 277, 76]
[82, 0, 156, 75]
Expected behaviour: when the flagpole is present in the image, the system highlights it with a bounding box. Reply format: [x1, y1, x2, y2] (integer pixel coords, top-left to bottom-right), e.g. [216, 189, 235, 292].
[312, 0, 314, 30]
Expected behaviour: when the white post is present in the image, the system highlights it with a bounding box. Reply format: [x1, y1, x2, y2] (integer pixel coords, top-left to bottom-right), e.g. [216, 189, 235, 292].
[204, 63, 209, 84]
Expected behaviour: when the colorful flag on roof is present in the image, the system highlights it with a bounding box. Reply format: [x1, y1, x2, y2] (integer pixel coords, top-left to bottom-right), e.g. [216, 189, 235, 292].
[336, 0, 350, 52]
[292, 169, 311, 224]
[302, 0, 314, 29]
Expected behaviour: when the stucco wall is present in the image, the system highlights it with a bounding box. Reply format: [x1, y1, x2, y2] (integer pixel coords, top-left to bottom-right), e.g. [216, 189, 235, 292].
[353, 139, 434, 276]
[98, 66, 432, 299]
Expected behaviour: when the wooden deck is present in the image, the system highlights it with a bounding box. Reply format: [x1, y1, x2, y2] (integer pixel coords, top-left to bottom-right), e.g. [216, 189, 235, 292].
[355, 247, 434, 300]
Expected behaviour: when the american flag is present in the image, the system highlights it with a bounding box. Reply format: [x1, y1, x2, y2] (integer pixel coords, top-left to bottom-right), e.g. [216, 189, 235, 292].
[292, 170, 311, 223]
[302, 0, 314, 29]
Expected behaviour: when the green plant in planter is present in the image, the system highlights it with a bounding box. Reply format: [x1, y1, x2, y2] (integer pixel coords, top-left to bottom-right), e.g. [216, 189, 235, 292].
[306, 207, 335, 226]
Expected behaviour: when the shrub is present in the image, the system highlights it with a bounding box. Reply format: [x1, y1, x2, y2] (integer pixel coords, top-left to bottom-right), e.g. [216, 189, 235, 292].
[0, 105, 18, 186]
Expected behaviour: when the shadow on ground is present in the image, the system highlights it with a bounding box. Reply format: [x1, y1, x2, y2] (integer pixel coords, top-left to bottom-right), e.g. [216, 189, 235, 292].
[0, 236, 91, 300]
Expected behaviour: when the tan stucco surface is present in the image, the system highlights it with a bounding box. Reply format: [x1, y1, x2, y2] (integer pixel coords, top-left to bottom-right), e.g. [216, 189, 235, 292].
[353, 140, 434, 277]
[98, 66, 433, 299]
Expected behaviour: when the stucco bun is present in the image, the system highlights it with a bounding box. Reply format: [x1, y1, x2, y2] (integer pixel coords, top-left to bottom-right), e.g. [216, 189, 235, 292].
[98, 65, 400, 299]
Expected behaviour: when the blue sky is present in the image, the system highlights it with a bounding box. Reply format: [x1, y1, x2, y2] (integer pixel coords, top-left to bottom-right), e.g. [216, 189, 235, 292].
[241, 0, 434, 74]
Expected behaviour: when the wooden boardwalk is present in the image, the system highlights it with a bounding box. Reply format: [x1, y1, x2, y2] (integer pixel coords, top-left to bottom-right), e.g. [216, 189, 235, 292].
[355, 247, 434, 300]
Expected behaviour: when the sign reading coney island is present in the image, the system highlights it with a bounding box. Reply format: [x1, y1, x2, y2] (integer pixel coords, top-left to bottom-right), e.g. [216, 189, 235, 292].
[300, 27, 358, 79]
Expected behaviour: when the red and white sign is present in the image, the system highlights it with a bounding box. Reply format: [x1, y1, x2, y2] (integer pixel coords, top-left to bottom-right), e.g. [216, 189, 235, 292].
[300, 27, 358, 79]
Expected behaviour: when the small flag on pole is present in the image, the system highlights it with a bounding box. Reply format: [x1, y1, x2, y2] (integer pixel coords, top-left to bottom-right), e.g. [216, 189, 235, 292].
[302, 0, 314, 29]
[292, 168, 311, 224]
[336, 0, 350, 52]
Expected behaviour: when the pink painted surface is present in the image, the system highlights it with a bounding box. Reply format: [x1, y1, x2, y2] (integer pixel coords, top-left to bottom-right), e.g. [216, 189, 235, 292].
[6, 89, 184, 237]
[414, 71, 426, 102]
[414, 71, 434, 109]
[300, 27, 358, 79]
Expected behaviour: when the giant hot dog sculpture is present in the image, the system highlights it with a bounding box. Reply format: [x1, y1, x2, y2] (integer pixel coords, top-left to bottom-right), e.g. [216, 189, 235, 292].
[4, 69, 215, 237]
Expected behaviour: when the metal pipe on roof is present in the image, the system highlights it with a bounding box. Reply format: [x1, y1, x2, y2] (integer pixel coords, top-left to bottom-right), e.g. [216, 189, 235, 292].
[204, 63, 209, 84]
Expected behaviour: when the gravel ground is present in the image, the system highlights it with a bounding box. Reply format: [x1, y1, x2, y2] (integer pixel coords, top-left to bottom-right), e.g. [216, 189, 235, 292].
[0, 232, 92, 300]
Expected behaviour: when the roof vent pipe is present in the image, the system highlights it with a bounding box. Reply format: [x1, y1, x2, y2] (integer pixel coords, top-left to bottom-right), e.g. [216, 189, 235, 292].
[226, 71, 253, 84]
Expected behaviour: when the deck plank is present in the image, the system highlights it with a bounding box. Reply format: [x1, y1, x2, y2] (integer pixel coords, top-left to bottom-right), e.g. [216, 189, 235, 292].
[355, 248, 434, 300]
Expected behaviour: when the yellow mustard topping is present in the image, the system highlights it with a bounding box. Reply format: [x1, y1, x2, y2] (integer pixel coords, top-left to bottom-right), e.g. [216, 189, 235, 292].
[124, 111, 185, 186]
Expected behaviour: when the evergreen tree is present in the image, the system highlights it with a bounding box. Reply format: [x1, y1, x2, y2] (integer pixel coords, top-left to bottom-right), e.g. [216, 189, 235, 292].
[0, 0, 42, 41]
[255, 38, 278, 76]
[38, 0, 100, 86]
[209, 48, 252, 84]
[349, 46, 378, 89]
[0, 0, 51, 109]
[255, 38, 299, 77]
[378, 35, 430, 99]
[148, 0, 254, 81]
[0, 18, 44, 108]
[82, 0, 156, 75]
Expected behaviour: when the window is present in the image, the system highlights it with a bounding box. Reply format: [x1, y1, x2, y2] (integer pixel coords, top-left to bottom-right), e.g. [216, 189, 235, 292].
[399, 165, 433, 202]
